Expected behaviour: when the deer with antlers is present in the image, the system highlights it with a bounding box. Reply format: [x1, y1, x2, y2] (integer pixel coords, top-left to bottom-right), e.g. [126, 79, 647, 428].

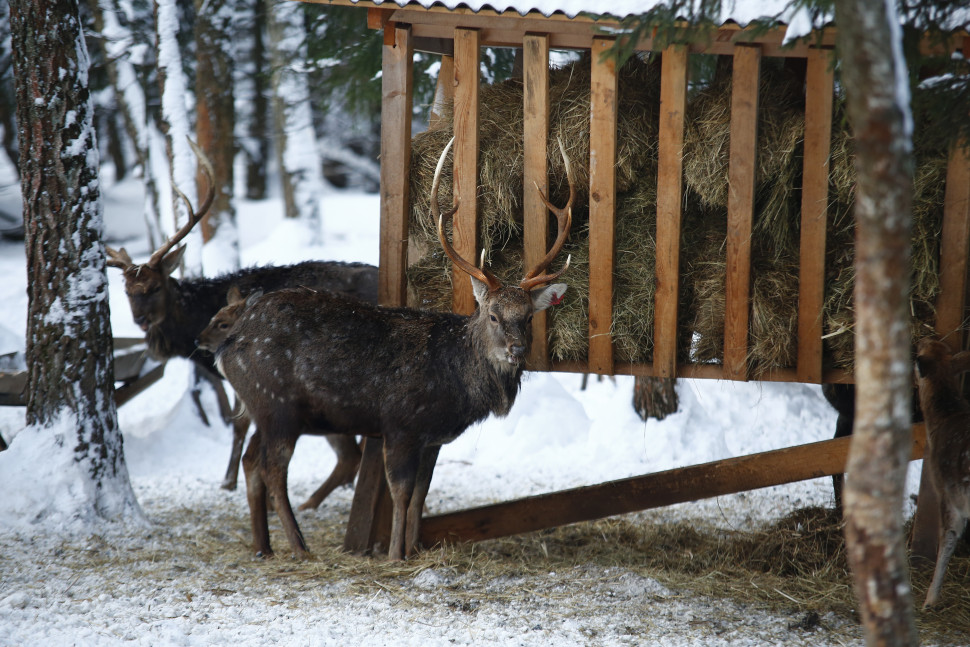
[212, 137, 572, 560]
[106, 140, 376, 504]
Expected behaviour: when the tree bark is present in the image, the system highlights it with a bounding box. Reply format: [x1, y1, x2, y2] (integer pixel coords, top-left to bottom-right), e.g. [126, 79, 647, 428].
[7, 0, 138, 520]
[267, 0, 322, 240]
[632, 376, 679, 421]
[194, 0, 237, 245]
[836, 1, 919, 645]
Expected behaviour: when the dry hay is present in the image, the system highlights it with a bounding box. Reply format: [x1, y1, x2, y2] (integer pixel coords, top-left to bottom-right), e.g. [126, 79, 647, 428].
[407, 54, 955, 374]
[108, 500, 970, 645]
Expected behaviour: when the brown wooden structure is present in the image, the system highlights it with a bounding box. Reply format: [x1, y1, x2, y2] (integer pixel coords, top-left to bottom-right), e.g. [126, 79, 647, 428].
[306, 0, 970, 559]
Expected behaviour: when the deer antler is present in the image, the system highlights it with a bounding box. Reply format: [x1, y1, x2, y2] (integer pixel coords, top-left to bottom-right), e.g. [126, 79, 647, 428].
[433, 137, 502, 292]
[147, 138, 216, 268]
[519, 137, 573, 292]
[105, 246, 134, 270]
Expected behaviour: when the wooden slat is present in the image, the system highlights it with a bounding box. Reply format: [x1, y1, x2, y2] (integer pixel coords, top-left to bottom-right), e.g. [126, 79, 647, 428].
[451, 28, 480, 315]
[587, 37, 617, 375]
[523, 34, 551, 370]
[653, 45, 688, 378]
[429, 55, 454, 128]
[796, 49, 835, 383]
[723, 44, 761, 381]
[935, 133, 970, 346]
[420, 424, 927, 546]
[378, 23, 413, 308]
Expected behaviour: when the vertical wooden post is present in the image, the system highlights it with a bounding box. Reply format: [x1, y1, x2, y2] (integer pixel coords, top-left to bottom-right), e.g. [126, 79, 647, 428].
[796, 48, 834, 383]
[378, 23, 413, 309]
[451, 28, 480, 315]
[346, 22, 413, 554]
[723, 44, 761, 381]
[911, 37, 970, 563]
[523, 33, 550, 370]
[653, 45, 688, 378]
[587, 37, 618, 375]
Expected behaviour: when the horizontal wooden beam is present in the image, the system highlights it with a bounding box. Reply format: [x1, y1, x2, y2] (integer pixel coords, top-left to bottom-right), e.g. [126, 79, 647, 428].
[419, 424, 926, 546]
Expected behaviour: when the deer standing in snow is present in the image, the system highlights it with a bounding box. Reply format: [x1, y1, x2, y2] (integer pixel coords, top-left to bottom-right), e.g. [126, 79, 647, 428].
[213, 137, 572, 560]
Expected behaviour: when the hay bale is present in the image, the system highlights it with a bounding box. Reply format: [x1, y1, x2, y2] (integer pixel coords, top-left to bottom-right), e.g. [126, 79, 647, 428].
[407, 55, 954, 376]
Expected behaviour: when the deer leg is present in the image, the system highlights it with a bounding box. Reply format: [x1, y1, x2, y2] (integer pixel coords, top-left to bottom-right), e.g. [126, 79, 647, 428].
[923, 502, 966, 608]
[260, 427, 309, 560]
[242, 430, 272, 558]
[221, 401, 250, 491]
[298, 434, 362, 511]
[383, 440, 421, 561]
[405, 444, 441, 558]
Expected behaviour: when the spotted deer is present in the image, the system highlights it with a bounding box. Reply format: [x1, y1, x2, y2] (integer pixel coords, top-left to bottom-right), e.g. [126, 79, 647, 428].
[214, 137, 573, 560]
[106, 140, 374, 503]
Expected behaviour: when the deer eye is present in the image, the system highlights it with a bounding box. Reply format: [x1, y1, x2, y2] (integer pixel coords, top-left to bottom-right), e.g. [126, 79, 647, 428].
[219, 322, 230, 330]
[489, 314, 498, 323]
[526, 313, 534, 324]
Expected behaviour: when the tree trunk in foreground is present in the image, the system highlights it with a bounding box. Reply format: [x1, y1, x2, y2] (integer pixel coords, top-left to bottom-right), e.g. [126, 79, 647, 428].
[836, 1, 918, 645]
[6, 0, 138, 522]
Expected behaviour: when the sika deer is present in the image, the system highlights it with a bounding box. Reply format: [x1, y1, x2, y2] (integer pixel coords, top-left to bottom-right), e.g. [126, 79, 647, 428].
[198, 286, 361, 510]
[216, 137, 573, 560]
[914, 338, 970, 608]
[106, 140, 374, 502]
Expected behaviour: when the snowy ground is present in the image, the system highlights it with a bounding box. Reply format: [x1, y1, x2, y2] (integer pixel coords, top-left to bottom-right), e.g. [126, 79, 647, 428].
[0, 171, 937, 646]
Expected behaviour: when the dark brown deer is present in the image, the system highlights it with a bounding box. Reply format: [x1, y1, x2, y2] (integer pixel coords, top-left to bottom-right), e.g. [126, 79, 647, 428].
[914, 338, 970, 608]
[198, 286, 361, 510]
[215, 137, 572, 560]
[106, 140, 375, 502]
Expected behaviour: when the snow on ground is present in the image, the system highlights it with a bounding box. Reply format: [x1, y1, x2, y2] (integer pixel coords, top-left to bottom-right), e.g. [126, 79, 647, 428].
[0, 172, 929, 646]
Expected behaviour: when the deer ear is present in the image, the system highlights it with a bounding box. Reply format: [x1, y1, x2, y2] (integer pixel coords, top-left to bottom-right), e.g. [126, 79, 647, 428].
[470, 275, 490, 307]
[245, 289, 264, 308]
[160, 245, 186, 276]
[227, 285, 244, 306]
[530, 283, 567, 312]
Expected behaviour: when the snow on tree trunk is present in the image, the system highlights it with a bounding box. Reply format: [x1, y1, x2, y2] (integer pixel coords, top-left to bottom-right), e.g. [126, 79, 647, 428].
[2, 0, 141, 526]
[90, 0, 164, 250]
[267, 0, 323, 243]
[154, 0, 203, 277]
[836, 0, 919, 645]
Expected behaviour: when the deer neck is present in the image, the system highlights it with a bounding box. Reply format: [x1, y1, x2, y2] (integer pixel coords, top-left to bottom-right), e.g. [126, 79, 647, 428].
[465, 315, 524, 418]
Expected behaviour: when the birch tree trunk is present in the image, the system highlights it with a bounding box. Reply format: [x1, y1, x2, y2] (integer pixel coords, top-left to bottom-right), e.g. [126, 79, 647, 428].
[89, 0, 164, 249]
[155, 0, 202, 276]
[2, 0, 140, 523]
[836, 0, 919, 644]
[267, 0, 322, 242]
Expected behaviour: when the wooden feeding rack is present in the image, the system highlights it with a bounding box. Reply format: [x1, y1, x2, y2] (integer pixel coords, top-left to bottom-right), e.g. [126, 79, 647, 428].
[306, 0, 970, 558]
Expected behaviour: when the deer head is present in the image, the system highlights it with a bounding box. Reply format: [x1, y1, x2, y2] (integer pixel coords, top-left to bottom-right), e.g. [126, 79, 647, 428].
[197, 286, 263, 354]
[432, 137, 571, 368]
[106, 139, 215, 331]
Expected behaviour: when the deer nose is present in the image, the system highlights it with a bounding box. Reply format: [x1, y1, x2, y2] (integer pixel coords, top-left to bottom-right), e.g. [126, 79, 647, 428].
[509, 344, 526, 358]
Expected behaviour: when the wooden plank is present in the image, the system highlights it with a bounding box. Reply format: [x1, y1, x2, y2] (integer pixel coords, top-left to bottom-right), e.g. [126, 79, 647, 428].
[378, 23, 413, 308]
[935, 131, 970, 346]
[796, 48, 834, 383]
[723, 44, 761, 381]
[420, 424, 927, 546]
[523, 33, 550, 370]
[114, 363, 165, 408]
[429, 55, 454, 129]
[344, 437, 393, 554]
[653, 45, 688, 378]
[587, 37, 618, 375]
[451, 27, 480, 315]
